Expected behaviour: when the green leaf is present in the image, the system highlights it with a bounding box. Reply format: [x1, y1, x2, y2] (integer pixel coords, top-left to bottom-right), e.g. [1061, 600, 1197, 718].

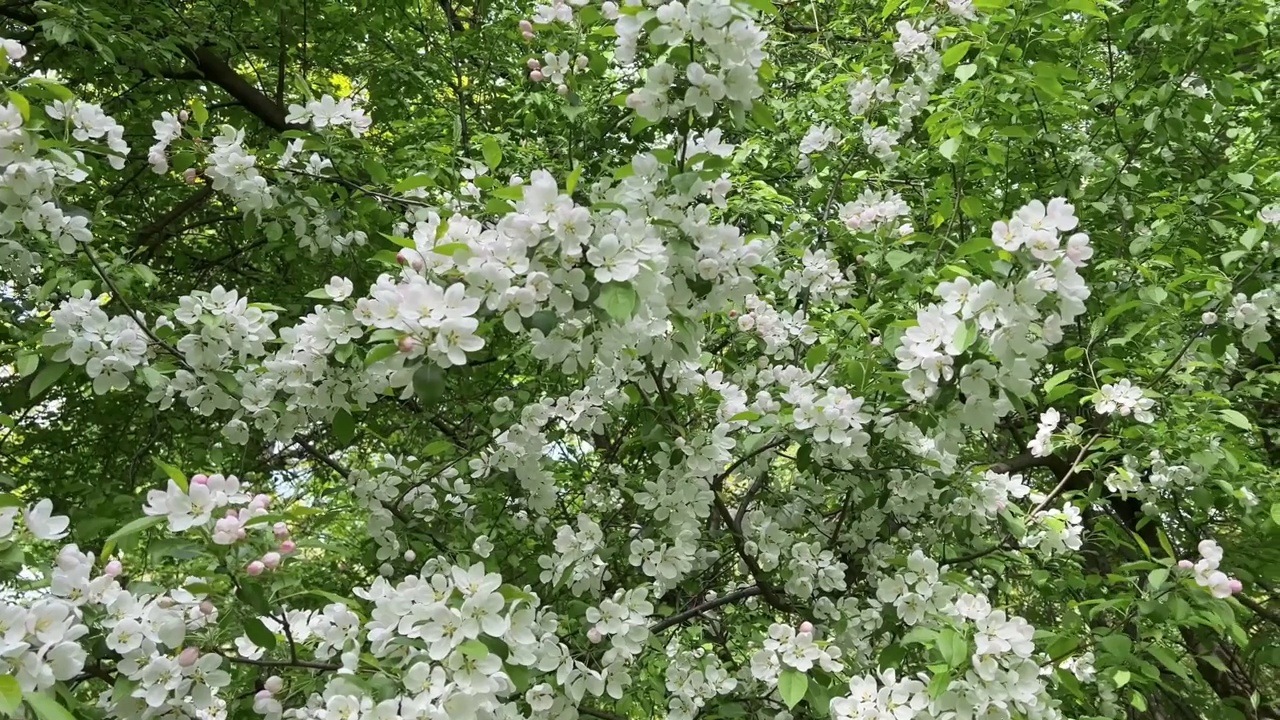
[939, 137, 960, 161]
[28, 361, 70, 400]
[955, 63, 977, 82]
[1113, 669, 1131, 688]
[243, 617, 278, 651]
[886, 249, 915, 270]
[23, 693, 75, 720]
[15, 352, 38, 378]
[364, 343, 400, 366]
[1218, 409, 1251, 430]
[333, 409, 356, 446]
[459, 639, 490, 658]
[740, 0, 779, 14]
[941, 41, 972, 68]
[481, 136, 503, 170]
[190, 98, 208, 126]
[1271, 502, 1280, 526]
[422, 439, 453, 457]
[1147, 568, 1168, 589]
[5, 91, 29, 121]
[412, 364, 447, 404]
[1227, 172, 1253, 188]
[937, 628, 969, 668]
[0, 675, 20, 715]
[598, 283, 639, 322]
[102, 514, 166, 557]
[565, 164, 583, 195]
[394, 174, 435, 193]
[778, 668, 808, 709]
[151, 458, 188, 492]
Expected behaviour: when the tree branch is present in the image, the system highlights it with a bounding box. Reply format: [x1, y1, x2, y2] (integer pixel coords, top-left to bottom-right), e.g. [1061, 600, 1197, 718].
[649, 586, 763, 633]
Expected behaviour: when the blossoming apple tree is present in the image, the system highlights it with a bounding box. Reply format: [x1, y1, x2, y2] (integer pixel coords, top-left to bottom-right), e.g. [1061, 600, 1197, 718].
[1, 0, 1279, 718]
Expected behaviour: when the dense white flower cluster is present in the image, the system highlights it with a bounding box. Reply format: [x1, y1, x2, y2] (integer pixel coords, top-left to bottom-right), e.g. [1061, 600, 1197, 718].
[0, 90, 129, 276]
[1179, 539, 1241, 599]
[839, 189, 912, 234]
[44, 292, 150, 394]
[1092, 378, 1155, 423]
[620, 0, 767, 122]
[750, 623, 844, 683]
[286, 94, 372, 136]
[1228, 288, 1275, 350]
[1022, 502, 1084, 555]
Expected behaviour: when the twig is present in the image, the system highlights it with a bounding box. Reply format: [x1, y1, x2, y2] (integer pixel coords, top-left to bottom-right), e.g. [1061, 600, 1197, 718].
[649, 586, 764, 633]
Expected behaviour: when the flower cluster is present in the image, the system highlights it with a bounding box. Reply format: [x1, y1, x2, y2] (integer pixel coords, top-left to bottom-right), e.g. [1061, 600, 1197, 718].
[1228, 289, 1275, 350]
[1093, 378, 1155, 423]
[750, 622, 844, 683]
[1178, 539, 1241, 599]
[286, 94, 372, 136]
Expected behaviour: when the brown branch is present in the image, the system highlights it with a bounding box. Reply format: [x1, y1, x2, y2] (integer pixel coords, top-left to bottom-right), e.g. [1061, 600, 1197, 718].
[649, 586, 763, 633]
[134, 185, 214, 259]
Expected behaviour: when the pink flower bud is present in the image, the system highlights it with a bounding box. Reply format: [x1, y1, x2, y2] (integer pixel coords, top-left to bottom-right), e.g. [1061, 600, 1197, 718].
[200, 600, 216, 616]
[280, 540, 297, 554]
[246, 561, 265, 577]
[556, 84, 569, 96]
[398, 336, 420, 354]
[255, 689, 274, 702]
[273, 522, 290, 540]
[1177, 559, 1195, 571]
[529, 70, 544, 82]
[253, 494, 271, 507]
[522, 30, 535, 40]
[236, 528, 247, 540]
[527, 58, 541, 70]
[264, 676, 284, 694]
[183, 168, 198, 184]
[518, 19, 533, 32]
[177, 647, 200, 667]
[191, 474, 209, 486]
[104, 559, 123, 577]
[587, 627, 603, 643]
[261, 552, 282, 570]
[178, 110, 190, 123]
[1228, 579, 1243, 595]
[798, 621, 815, 635]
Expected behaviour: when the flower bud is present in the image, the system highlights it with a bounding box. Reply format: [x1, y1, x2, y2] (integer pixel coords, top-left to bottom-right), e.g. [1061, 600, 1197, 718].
[1228, 579, 1243, 595]
[601, 1, 618, 18]
[529, 70, 544, 82]
[1201, 311, 1218, 325]
[178, 110, 190, 123]
[556, 84, 569, 96]
[261, 552, 282, 570]
[184, 168, 198, 184]
[398, 336, 420, 354]
[236, 528, 247, 540]
[522, 30, 535, 40]
[518, 19, 533, 32]
[798, 621, 815, 635]
[255, 689, 274, 702]
[1177, 559, 1195, 571]
[280, 540, 297, 554]
[177, 647, 200, 667]
[273, 522, 290, 540]
[576, 55, 589, 70]
[253, 493, 271, 507]
[379, 563, 394, 576]
[246, 561, 265, 577]
[200, 600, 216, 616]
[104, 559, 123, 577]
[527, 58, 541, 70]
[264, 676, 284, 694]
[404, 549, 417, 562]
[587, 627, 603, 643]
[192, 474, 209, 486]
[157, 598, 176, 609]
